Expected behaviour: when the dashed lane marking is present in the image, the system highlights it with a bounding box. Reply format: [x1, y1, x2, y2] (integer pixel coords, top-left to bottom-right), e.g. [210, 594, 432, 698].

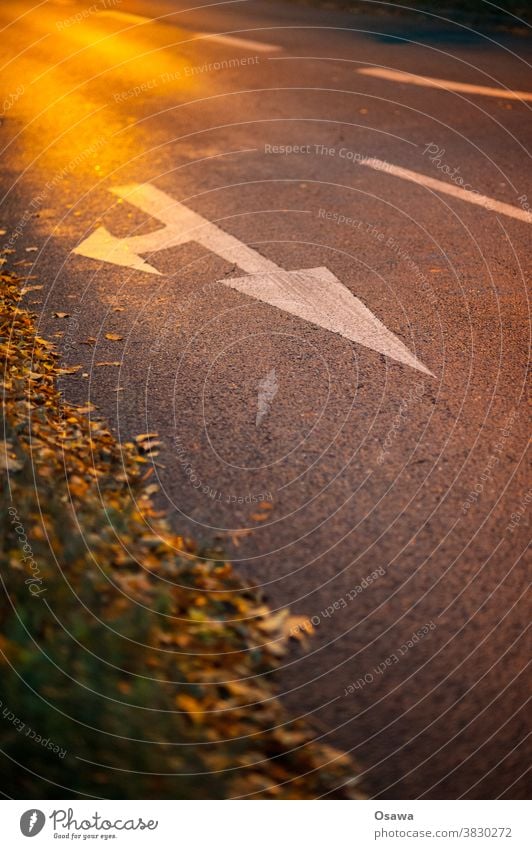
[197, 33, 280, 53]
[358, 67, 532, 102]
[360, 157, 532, 225]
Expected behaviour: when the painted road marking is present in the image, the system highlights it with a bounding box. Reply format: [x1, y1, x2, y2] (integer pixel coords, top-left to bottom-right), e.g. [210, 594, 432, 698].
[99, 10, 154, 25]
[224, 266, 432, 374]
[75, 183, 281, 276]
[358, 67, 532, 102]
[73, 183, 431, 375]
[99, 10, 280, 52]
[199, 34, 280, 53]
[360, 157, 532, 225]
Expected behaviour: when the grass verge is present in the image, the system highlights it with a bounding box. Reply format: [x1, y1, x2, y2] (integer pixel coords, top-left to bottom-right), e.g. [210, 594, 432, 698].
[0, 271, 362, 799]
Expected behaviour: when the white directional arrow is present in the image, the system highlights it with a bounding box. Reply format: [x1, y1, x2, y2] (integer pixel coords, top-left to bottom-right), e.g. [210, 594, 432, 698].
[222, 266, 432, 375]
[73, 183, 432, 375]
[74, 183, 281, 276]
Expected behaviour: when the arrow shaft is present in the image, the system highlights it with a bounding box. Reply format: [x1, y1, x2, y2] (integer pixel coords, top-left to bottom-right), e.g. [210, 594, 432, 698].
[112, 184, 282, 274]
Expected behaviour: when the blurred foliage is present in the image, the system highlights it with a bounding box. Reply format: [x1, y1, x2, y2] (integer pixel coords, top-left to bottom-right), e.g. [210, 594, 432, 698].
[0, 272, 363, 799]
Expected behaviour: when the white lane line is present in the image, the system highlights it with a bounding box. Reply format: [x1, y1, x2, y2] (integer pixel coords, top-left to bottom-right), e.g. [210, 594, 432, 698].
[358, 67, 532, 102]
[72, 183, 431, 375]
[198, 33, 280, 53]
[98, 10, 280, 52]
[360, 157, 532, 225]
[98, 10, 153, 25]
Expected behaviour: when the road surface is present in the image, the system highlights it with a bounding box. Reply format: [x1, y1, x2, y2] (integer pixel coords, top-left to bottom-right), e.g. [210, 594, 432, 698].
[0, 0, 530, 799]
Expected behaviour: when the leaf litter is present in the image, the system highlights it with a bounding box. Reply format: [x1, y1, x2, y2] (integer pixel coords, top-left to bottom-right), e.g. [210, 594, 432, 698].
[0, 270, 364, 800]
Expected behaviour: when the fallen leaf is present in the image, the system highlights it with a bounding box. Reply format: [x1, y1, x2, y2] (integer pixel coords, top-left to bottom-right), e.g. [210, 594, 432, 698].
[137, 440, 161, 454]
[53, 312, 70, 319]
[105, 333, 123, 342]
[96, 361, 120, 367]
[57, 365, 82, 375]
[176, 694, 204, 722]
[0, 441, 23, 472]
[25, 247, 38, 252]
[135, 433, 159, 443]
[226, 529, 252, 547]
[286, 616, 314, 640]
[258, 609, 288, 634]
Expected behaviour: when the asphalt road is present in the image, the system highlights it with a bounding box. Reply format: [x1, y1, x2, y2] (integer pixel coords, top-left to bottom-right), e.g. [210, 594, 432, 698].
[1, 0, 530, 799]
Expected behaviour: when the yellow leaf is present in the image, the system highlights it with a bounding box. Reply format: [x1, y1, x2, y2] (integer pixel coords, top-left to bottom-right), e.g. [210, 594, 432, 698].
[176, 694, 204, 722]
[286, 616, 314, 640]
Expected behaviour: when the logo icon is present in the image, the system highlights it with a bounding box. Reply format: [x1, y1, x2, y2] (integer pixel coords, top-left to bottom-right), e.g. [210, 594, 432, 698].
[20, 810, 45, 837]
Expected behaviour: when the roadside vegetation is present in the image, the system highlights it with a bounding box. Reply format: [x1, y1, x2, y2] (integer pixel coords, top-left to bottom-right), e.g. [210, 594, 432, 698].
[0, 270, 362, 799]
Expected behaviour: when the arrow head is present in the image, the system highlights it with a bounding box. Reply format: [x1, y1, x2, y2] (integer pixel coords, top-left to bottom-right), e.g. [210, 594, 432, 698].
[73, 226, 162, 275]
[222, 266, 433, 376]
